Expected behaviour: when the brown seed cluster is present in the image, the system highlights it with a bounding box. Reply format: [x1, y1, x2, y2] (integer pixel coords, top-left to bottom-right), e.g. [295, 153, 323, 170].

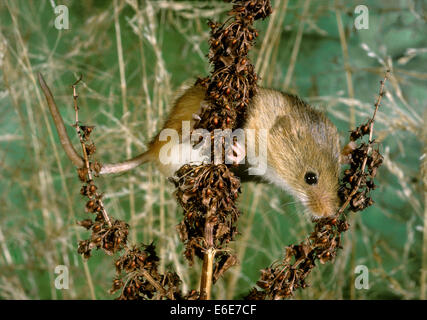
[246, 72, 389, 300]
[194, 0, 271, 133]
[110, 244, 182, 300]
[77, 219, 129, 258]
[339, 142, 383, 212]
[71, 79, 182, 300]
[213, 252, 239, 283]
[174, 0, 271, 290]
[75, 120, 129, 258]
[246, 217, 349, 300]
[173, 164, 241, 264]
[338, 76, 388, 213]
[69, 0, 274, 301]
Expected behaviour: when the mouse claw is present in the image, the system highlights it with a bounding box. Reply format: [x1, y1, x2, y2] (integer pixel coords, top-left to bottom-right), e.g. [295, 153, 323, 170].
[192, 113, 201, 121]
[226, 142, 245, 165]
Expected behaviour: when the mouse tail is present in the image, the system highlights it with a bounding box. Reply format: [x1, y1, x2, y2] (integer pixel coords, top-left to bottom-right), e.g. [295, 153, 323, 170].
[38, 72, 154, 176]
[99, 151, 153, 175]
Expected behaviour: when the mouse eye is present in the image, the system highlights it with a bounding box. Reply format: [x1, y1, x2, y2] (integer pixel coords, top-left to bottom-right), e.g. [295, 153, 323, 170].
[304, 172, 318, 185]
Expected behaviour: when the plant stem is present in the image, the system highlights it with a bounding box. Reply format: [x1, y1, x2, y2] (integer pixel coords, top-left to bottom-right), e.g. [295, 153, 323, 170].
[200, 215, 216, 300]
[72, 79, 112, 228]
[337, 70, 389, 216]
[140, 269, 168, 299]
[200, 247, 216, 300]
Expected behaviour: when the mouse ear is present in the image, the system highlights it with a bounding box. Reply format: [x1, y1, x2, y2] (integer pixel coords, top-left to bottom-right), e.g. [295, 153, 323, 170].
[340, 141, 357, 164]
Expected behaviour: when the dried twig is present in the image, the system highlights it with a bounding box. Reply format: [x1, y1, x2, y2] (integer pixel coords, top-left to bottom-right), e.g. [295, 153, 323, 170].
[72, 76, 112, 227]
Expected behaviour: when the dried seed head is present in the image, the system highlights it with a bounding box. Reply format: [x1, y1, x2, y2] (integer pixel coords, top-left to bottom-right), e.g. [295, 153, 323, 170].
[77, 219, 93, 230]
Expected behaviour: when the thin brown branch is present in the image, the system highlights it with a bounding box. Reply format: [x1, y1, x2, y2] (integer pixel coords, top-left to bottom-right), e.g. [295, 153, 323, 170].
[337, 70, 390, 216]
[140, 269, 168, 298]
[72, 78, 112, 227]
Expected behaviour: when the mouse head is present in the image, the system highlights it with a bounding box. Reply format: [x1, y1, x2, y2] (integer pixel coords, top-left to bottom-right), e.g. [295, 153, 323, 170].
[265, 108, 341, 219]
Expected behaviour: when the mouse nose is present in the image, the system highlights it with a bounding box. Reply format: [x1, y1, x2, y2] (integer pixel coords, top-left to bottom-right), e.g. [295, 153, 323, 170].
[306, 188, 339, 218]
[309, 199, 337, 218]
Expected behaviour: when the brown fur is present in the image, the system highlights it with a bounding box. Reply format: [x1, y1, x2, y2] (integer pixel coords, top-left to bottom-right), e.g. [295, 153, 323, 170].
[245, 89, 341, 216]
[147, 84, 206, 175]
[147, 85, 341, 217]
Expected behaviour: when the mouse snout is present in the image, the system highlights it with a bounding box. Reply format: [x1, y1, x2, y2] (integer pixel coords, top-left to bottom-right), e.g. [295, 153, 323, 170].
[309, 202, 335, 218]
[306, 191, 339, 218]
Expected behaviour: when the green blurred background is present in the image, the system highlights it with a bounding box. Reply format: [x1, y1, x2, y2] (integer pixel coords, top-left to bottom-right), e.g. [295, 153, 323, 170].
[0, 0, 425, 299]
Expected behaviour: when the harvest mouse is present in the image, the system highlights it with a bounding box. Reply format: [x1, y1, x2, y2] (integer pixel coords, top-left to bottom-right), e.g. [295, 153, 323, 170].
[147, 84, 342, 218]
[38, 75, 342, 219]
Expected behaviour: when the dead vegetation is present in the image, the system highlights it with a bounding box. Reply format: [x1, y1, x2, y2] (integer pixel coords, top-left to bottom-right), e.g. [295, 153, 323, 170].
[0, 0, 425, 300]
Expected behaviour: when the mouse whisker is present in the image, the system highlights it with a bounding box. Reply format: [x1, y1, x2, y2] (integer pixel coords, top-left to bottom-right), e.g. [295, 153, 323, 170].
[279, 200, 299, 208]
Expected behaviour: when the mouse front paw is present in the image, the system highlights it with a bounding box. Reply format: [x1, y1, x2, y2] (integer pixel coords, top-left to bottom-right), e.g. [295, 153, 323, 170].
[225, 141, 246, 165]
